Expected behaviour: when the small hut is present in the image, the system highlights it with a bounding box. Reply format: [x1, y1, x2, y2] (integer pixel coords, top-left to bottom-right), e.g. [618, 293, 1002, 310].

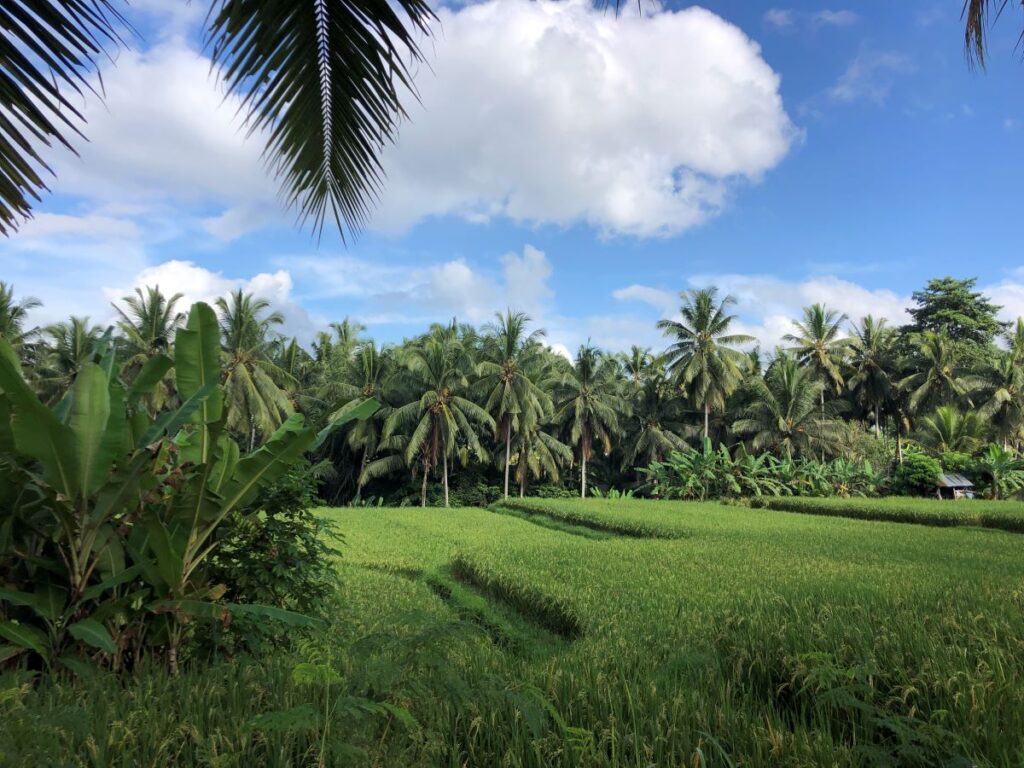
[935, 472, 975, 500]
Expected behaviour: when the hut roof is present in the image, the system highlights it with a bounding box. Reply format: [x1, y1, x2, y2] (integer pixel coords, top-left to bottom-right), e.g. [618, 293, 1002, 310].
[937, 472, 974, 489]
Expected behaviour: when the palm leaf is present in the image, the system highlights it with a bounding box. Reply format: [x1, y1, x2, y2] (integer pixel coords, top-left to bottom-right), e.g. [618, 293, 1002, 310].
[206, 0, 435, 239]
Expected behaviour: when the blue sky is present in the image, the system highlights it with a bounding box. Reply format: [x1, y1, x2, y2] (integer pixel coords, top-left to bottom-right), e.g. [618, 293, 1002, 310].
[2, 0, 1023, 355]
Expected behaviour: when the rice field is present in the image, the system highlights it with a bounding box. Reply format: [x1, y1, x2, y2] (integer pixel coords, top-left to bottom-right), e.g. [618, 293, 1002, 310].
[4, 498, 1024, 767]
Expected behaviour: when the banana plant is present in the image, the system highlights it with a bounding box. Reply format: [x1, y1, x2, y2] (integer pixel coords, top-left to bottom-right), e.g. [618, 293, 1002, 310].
[0, 302, 378, 673]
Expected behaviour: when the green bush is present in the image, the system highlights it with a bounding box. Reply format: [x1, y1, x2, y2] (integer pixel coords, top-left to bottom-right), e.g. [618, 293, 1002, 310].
[893, 452, 942, 496]
[202, 460, 342, 656]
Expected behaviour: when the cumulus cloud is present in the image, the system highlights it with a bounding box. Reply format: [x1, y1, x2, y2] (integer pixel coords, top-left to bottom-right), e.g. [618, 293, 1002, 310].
[285, 245, 556, 327]
[375, 0, 797, 237]
[615, 274, 913, 350]
[42, 43, 277, 241]
[104, 260, 319, 342]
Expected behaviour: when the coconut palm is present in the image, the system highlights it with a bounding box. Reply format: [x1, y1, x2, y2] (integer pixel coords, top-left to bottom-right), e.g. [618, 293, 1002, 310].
[619, 346, 655, 386]
[111, 285, 185, 410]
[733, 352, 844, 459]
[326, 342, 395, 499]
[846, 315, 895, 438]
[784, 304, 849, 420]
[1, 0, 433, 237]
[622, 376, 688, 472]
[898, 331, 982, 416]
[477, 311, 551, 498]
[0, 282, 42, 347]
[657, 287, 753, 440]
[385, 328, 494, 507]
[917, 405, 984, 454]
[37, 315, 104, 401]
[555, 344, 626, 497]
[511, 424, 573, 497]
[215, 290, 294, 450]
[978, 350, 1024, 450]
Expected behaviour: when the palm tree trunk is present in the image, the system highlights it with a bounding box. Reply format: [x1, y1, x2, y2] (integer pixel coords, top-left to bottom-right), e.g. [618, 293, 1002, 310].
[443, 447, 449, 508]
[896, 418, 903, 464]
[520, 467, 526, 498]
[420, 462, 429, 508]
[503, 426, 511, 499]
[581, 448, 587, 498]
[874, 406, 880, 439]
[703, 403, 709, 441]
[819, 390, 826, 462]
[355, 446, 369, 503]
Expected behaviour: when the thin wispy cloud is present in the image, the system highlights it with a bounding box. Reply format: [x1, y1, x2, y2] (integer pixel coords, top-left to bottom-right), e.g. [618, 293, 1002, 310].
[827, 51, 912, 105]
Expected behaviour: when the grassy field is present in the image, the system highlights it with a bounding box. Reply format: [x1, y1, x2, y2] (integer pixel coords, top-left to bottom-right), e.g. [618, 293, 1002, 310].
[4, 498, 1024, 766]
[751, 495, 1024, 532]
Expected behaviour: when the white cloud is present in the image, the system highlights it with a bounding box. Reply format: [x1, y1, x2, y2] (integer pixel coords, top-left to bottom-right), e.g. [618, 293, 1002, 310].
[827, 51, 911, 105]
[764, 9, 795, 28]
[812, 10, 859, 27]
[286, 244, 557, 327]
[42, 43, 277, 241]
[615, 274, 912, 350]
[374, 0, 797, 237]
[612, 284, 678, 315]
[104, 260, 319, 342]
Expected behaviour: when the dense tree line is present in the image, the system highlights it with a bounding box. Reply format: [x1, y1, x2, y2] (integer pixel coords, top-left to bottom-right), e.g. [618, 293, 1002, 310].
[2, 276, 1021, 505]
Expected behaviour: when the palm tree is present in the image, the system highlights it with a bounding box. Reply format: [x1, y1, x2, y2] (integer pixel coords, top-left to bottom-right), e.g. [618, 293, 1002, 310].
[0, 282, 42, 347]
[477, 311, 550, 499]
[1, 1, 434, 237]
[326, 341, 394, 499]
[846, 315, 895, 439]
[512, 423, 572, 497]
[38, 316, 104, 400]
[733, 352, 844, 459]
[979, 350, 1024, 450]
[917, 405, 984, 454]
[215, 290, 294, 450]
[622, 375, 688, 472]
[555, 344, 626, 497]
[385, 327, 494, 507]
[619, 346, 654, 386]
[784, 304, 849, 420]
[657, 288, 753, 440]
[898, 331, 982, 416]
[112, 285, 185, 410]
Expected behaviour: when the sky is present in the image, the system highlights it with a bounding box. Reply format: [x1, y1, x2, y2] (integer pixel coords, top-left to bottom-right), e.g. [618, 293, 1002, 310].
[2, 0, 1024, 356]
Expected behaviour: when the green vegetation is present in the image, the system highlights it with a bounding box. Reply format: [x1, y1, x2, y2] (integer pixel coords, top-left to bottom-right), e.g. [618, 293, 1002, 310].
[6, 499, 1024, 766]
[5, 277, 1024, 505]
[752, 495, 1024, 532]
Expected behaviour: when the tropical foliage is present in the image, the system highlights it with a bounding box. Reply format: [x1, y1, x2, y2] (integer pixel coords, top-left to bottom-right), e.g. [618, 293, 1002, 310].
[3, 274, 1024, 506]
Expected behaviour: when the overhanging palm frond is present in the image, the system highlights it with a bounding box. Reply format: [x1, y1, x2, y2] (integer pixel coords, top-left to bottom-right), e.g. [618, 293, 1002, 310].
[206, 0, 435, 239]
[0, 0, 129, 235]
[963, 0, 1024, 69]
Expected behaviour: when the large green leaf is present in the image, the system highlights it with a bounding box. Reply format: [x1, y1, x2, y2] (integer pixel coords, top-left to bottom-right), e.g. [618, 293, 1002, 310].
[67, 618, 116, 653]
[174, 302, 223, 463]
[313, 397, 380, 451]
[140, 382, 218, 447]
[0, 621, 49, 657]
[218, 414, 316, 516]
[0, 338, 79, 497]
[68, 362, 113, 499]
[127, 354, 174, 402]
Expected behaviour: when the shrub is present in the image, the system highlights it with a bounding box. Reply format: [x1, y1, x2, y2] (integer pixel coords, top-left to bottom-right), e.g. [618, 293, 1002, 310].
[202, 460, 342, 656]
[893, 452, 942, 496]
